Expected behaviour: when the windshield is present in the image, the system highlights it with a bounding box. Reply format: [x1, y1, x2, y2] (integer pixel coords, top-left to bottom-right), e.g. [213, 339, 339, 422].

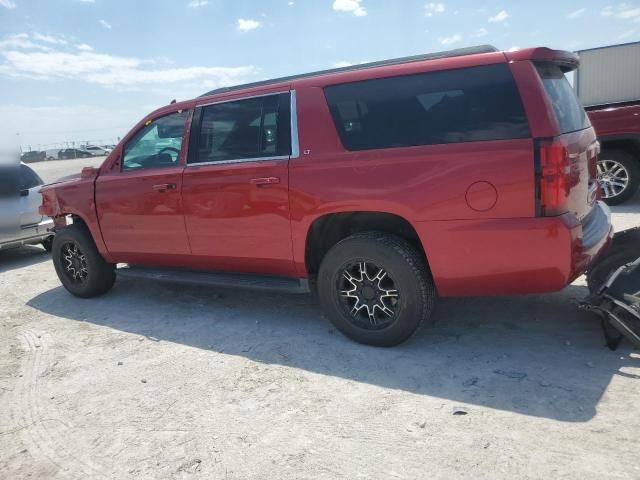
[536, 63, 590, 134]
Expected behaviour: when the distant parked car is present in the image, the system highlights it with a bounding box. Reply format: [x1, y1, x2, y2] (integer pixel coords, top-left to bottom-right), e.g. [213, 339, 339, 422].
[20, 151, 46, 163]
[0, 163, 54, 252]
[82, 145, 112, 157]
[45, 149, 59, 161]
[57, 148, 93, 160]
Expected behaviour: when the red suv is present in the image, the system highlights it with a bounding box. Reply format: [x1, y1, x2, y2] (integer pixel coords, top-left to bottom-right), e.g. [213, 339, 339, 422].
[40, 45, 612, 346]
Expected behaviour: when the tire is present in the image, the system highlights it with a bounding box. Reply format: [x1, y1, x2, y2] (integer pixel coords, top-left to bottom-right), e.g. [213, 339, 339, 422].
[587, 227, 640, 293]
[317, 232, 436, 347]
[598, 150, 640, 206]
[52, 224, 115, 298]
[41, 236, 53, 252]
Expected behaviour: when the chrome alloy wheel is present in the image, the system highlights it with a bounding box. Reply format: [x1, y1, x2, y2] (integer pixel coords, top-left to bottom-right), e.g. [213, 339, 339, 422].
[338, 261, 399, 329]
[62, 242, 88, 283]
[597, 159, 630, 199]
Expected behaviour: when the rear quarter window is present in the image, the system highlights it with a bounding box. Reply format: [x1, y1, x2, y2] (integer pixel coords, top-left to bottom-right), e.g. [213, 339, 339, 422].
[324, 63, 530, 151]
[536, 63, 590, 134]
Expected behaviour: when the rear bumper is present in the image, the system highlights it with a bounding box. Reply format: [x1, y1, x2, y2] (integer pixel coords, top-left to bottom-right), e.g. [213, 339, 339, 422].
[571, 201, 613, 281]
[415, 202, 613, 297]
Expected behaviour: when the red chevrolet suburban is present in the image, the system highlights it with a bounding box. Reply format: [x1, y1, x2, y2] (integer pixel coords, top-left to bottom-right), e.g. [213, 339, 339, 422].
[40, 45, 612, 346]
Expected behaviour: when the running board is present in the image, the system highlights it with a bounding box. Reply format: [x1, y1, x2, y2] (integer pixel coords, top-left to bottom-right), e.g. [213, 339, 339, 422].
[116, 265, 310, 294]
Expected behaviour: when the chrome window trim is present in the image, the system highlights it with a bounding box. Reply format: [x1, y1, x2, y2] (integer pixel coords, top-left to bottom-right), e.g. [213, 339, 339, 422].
[290, 89, 300, 159]
[189, 89, 300, 166]
[186, 155, 289, 168]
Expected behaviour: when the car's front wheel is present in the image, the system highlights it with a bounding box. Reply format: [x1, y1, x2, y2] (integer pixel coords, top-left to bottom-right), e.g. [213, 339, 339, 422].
[317, 232, 436, 347]
[52, 224, 115, 298]
[598, 150, 639, 205]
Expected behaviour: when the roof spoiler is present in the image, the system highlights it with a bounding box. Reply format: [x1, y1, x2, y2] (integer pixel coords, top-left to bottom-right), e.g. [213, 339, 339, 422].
[504, 47, 579, 72]
[200, 45, 499, 97]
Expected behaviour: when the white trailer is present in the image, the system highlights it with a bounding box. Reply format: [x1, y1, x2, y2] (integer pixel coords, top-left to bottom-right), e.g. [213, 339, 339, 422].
[574, 41, 640, 106]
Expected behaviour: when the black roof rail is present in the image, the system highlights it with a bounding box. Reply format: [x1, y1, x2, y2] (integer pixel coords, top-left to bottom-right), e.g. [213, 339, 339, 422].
[200, 44, 499, 97]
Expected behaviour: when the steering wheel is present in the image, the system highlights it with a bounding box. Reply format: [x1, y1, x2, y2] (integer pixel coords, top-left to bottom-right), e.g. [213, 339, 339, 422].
[158, 147, 180, 157]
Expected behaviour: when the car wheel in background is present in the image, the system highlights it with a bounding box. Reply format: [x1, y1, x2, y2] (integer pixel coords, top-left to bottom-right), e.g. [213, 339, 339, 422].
[598, 150, 640, 205]
[317, 232, 436, 347]
[41, 236, 53, 252]
[52, 224, 115, 298]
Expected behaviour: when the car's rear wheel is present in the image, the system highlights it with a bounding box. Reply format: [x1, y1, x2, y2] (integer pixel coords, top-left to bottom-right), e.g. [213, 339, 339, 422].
[52, 224, 115, 298]
[598, 150, 639, 205]
[317, 232, 436, 347]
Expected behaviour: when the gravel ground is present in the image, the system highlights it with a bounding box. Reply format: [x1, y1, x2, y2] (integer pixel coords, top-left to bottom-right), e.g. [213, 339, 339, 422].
[1, 160, 639, 479]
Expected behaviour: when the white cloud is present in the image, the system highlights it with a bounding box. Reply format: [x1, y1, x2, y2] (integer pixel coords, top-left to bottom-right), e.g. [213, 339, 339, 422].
[602, 4, 640, 21]
[0, 33, 53, 51]
[332, 60, 353, 68]
[424, 2, 445, 17]
[99, 19, 112, 29]
[438, 33, 462, 45]
[488, 10, 509, 22]
[288, 1, 294, 4]
[33, 33, 67, 45]
[567, 8, 586, 19]
[0, 33, 258, 89]
[237, 18, 261, 32]
[0, 0, 16, 9]
[187, 0, 208, 8]
[474, 27, 488, 37]
[332, 0, 367, 17]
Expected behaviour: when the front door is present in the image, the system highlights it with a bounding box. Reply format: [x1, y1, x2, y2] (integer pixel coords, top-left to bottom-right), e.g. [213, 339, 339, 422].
[181, 91, 295, 276]
[95, 110, 191, 265]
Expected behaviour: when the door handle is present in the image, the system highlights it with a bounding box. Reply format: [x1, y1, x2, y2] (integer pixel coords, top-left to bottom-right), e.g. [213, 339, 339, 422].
[152, 183, 176, 192]
[250, 177, 280, 186]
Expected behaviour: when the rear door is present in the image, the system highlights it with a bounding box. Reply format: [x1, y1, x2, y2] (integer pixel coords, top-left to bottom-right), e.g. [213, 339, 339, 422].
[181, 91, 296, 276]
[535, 62, 598, 220]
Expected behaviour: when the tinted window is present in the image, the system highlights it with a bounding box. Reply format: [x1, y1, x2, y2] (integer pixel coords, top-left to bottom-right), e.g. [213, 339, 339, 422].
[189, 93, 290, 164]
[20, 164, 43, 190]
[123, 110, 188, 171]
[536, 63, 590, 134]
[324, 64, 530, 151]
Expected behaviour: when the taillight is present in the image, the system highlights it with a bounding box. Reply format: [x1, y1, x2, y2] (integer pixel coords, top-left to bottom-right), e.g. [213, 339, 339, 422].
[536, 138, 571, 217]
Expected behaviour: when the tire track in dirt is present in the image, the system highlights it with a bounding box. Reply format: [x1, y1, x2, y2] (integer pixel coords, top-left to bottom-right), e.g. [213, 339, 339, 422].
[15, 329, 107, 479]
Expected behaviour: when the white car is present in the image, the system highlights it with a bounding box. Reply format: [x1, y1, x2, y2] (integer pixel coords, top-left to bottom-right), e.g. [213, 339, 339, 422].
[0, 163, 54, 251]
[82, 145, 111, 157]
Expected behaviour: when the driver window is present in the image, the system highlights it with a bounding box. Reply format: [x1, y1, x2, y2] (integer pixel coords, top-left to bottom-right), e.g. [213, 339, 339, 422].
[122, 110, 188, 171]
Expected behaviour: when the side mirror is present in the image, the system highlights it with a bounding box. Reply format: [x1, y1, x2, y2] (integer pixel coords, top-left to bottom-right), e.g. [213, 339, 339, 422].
[81, 167, 99, 178]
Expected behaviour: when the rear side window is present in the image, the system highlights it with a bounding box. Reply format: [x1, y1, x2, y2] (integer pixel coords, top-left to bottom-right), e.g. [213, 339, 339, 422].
[20, 164, 43, 190]
[324, 63, 530, 151]
[536, 63, 590, 134]
[189, 93, 291, 164]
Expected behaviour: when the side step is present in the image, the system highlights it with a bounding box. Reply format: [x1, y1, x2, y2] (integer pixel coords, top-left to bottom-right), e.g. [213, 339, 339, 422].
[116, 265, 310, 294]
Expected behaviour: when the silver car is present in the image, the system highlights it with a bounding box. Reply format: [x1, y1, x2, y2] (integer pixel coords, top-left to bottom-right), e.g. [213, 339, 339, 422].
[0, 163, 54, 251]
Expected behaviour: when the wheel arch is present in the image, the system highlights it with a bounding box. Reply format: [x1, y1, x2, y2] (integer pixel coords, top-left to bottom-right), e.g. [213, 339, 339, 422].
[599, 135, 640, 160]
[304, 211, 428, 276]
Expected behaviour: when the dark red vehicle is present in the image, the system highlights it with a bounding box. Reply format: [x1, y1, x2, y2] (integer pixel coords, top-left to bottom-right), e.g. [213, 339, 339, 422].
[587, 101, 640, 204]
[40, 45, 612, 346]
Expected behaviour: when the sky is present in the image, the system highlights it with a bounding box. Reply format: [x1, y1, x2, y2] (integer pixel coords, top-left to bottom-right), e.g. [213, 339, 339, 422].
[0, 0, 639, 151]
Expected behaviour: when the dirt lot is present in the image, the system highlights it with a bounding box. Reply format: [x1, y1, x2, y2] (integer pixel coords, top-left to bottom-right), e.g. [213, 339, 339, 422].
[1, 159, 639, 479]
